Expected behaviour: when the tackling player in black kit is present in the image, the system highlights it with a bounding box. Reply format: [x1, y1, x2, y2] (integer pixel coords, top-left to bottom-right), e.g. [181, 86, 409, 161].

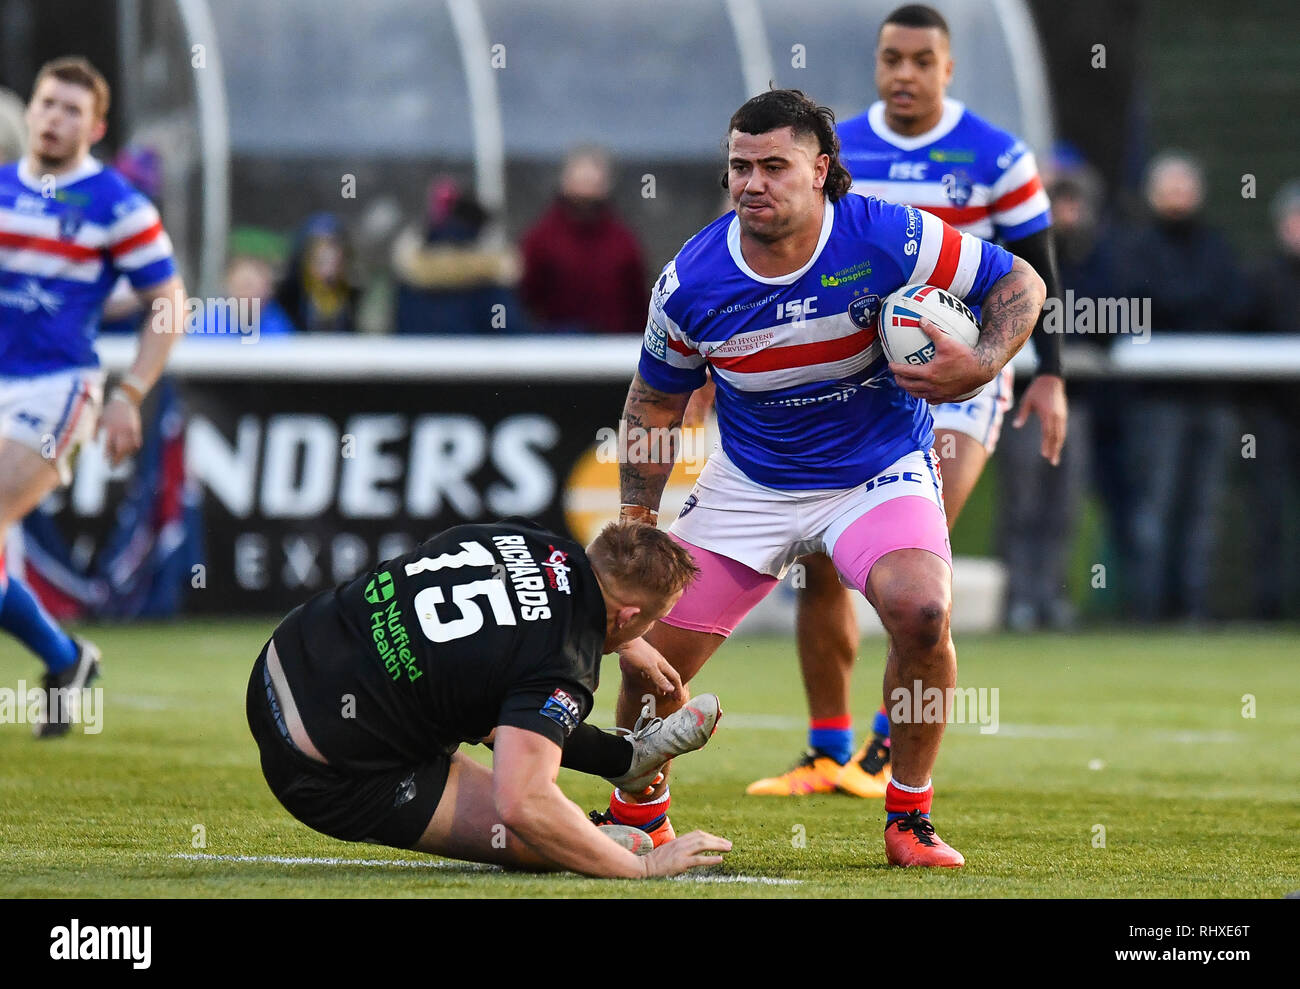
[247, 517, 732, 879]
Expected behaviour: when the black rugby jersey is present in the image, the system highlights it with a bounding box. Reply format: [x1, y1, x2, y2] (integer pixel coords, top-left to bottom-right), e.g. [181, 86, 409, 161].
[271, 518, 604, 771]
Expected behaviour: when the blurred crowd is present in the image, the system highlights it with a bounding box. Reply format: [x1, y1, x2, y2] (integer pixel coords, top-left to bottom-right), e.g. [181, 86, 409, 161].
[998, 149, 1300, 626]
[165, 145, 652, 339]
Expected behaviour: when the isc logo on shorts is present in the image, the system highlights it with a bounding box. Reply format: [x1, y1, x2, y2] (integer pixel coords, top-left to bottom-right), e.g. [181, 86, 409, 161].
[862, 471, 922, 493]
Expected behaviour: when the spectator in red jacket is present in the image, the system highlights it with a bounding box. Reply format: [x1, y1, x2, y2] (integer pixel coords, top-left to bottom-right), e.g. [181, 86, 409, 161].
[520, 146, 648, 334]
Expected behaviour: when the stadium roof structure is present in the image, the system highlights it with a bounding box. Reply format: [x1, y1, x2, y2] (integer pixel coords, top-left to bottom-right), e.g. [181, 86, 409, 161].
[119, 0, 1051, 295]
[207, 0, 1051, 220]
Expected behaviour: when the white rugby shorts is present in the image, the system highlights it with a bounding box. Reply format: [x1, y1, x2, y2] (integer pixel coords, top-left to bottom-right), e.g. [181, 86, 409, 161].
[669, 445, 947, 580]
[930, 363, 1014, 453]
[0, 367, 104, 486]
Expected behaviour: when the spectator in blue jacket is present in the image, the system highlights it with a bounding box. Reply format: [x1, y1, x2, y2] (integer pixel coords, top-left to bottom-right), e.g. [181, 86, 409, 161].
[275, 213, 360, 333]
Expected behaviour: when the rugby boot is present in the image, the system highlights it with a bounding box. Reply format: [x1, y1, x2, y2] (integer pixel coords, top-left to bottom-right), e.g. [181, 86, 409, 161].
[745, 750, 842, 795]
[884, 810, 965, 868]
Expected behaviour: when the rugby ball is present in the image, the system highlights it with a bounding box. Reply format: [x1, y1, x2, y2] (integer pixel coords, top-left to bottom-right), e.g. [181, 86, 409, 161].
[879, 284, 983, 402]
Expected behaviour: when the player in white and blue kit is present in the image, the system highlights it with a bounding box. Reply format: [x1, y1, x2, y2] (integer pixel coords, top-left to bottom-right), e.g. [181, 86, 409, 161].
[602, 89, 1045, 866]
[0, 58, 187, 736]
[747, 5, 1069, 800]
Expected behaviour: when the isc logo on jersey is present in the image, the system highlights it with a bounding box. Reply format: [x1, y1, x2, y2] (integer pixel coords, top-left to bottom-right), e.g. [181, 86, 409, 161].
[775, 296, 817, 322]
[890, 161, 929, 180]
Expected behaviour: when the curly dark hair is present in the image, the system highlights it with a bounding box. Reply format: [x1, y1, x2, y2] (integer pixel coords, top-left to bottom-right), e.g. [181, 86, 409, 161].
[720, 88, 853, 202]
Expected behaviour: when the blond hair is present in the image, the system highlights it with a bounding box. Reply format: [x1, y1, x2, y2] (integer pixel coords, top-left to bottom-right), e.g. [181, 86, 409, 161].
[587, 522, 699, 605]
[33, 56, 110, 121]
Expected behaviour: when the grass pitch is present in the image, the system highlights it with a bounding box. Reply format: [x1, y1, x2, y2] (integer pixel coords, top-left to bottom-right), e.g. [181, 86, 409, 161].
[1, 620, 1297, 898]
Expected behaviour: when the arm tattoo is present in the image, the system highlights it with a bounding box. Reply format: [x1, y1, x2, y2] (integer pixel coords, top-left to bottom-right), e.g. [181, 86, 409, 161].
[975, 262, 1045, 376]
[619, 373, 690, 511]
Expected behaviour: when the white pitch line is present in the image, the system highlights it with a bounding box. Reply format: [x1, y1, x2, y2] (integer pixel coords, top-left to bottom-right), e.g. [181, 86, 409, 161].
[112, 694, 174, 711]
[173, 853, 496, 871]
[719, 715, 1243, 745]
[672, 874, 802, 886]
[173, 853, 800, 885]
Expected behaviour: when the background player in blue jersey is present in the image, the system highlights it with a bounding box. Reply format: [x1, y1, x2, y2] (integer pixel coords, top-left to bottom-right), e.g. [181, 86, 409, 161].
[746, 4, 1069, 799]
[607, 89, 1045, 866]
[0, 58, 187, 736]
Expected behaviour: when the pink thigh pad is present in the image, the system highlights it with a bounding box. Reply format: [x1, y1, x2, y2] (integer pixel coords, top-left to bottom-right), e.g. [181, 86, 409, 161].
[659, 534, 779, 637]
[828, 495, 952, 595]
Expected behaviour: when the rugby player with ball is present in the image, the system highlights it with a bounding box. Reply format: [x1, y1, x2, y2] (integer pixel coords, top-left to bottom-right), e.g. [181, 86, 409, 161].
[607, 88, 1044, 867]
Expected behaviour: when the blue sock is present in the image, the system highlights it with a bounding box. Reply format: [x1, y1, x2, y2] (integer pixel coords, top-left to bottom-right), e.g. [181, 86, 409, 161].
[887, 811, 929, 823]
[809, 721, 854, 765]
[872, 707, 890, 739]
[0, 575, 77, 673]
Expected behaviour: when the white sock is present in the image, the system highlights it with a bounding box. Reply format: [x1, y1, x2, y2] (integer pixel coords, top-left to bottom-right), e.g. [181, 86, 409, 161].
[614, 786, 670, 806]
[888, 777, 933, 794]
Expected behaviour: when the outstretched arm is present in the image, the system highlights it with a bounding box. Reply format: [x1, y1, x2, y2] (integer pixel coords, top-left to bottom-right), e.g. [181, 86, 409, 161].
[493, 726, 730, 878]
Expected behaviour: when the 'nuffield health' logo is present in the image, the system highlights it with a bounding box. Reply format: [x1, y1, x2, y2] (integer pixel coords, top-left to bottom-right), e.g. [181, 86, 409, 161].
[364, 570, 395, 604]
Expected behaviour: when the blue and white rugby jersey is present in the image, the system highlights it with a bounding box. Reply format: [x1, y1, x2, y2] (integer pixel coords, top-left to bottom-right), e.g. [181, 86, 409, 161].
[838, 98, 1051, 244]
[638, 192, 1014, 490]
[0, 156, 176, 375]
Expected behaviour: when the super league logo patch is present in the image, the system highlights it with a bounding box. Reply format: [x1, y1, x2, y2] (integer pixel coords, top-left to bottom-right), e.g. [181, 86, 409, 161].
[679, 493, 698, 518]
[847, 293, 882, 329]
[540, 688, 581, 736]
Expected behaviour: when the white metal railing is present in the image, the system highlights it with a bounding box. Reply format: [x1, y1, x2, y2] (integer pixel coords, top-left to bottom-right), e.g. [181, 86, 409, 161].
[94, 333, 1300, 382]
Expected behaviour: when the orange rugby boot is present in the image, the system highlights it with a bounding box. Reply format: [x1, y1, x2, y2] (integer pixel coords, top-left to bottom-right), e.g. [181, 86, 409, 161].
[745, 751, 843, 795]
[836, 735, 892, 798]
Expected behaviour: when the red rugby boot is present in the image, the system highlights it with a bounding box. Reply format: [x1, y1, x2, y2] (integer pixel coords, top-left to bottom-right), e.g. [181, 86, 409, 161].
[884, 810, 965, 867]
